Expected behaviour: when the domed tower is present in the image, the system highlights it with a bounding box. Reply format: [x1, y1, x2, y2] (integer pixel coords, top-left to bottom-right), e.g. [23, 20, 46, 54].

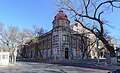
[52, 10, 71, 61]
[52, 10, 70, 28]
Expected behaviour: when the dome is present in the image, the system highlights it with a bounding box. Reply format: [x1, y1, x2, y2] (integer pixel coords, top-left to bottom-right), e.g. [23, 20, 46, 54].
[54, 10, 68, 20]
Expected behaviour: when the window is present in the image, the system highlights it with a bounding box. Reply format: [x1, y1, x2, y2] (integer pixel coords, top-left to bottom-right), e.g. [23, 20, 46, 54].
[59, 20, 62, 25]
[53, 35, 59, 42]
[66, 35, 69, 42]
[62, 35, 69, 42]
[57, 48, 59, 55]
[75, 23, 78, 27]
[62, 35, 66, 41]
[2, 55, 8, 60]
[65, 21, 69, 27]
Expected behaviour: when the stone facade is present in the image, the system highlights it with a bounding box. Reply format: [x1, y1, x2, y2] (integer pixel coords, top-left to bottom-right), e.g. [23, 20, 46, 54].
[20, 11, 91, 61]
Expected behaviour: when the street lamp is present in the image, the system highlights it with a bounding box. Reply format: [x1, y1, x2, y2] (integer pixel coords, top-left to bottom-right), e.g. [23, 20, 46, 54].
[93, 25, 100, 64]
[96, 38, 99, 64]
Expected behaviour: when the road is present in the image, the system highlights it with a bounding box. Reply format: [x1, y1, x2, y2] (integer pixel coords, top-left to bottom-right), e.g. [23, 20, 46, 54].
[0, 62, 109, 73]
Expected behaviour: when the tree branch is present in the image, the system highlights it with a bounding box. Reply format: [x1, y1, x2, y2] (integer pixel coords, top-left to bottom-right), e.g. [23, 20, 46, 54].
[98, 11, 104, 20]
[94, 0, 120, 18]
[75, 19, 96, 35]
[82, 0, 90, 16]
[86, 40, 96, 48]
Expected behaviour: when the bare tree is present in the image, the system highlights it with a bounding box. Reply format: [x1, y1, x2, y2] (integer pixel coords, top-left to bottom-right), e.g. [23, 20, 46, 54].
[33, 24, 45, 37]
[55, 0, 120, 57]
[82, 38, 96, 59]
[17, 31, 28, 58]
[18, 32, 27, 44]
[0, 22, 4, 32]
[23, 28, 34, 40]
[32, 25, 45, 60]
[23, 24, 45, 40]
[21, 25, 45, 59]
[0, 26, 19, 62]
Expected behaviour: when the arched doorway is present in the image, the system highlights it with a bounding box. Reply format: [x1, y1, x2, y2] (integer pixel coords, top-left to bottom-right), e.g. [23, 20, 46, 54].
[65, 48, 69, 59]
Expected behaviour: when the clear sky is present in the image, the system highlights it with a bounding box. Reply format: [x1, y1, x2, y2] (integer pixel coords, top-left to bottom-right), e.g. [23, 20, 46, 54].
[0, 0, 56, 31]
[0, 0, 120, 43]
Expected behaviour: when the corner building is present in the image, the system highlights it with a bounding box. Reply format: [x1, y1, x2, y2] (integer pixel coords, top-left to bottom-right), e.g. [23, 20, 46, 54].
[21, 11, 90, 61]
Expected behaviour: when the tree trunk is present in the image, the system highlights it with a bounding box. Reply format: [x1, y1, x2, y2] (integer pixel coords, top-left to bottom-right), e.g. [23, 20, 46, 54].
[96, 34, 115, 57]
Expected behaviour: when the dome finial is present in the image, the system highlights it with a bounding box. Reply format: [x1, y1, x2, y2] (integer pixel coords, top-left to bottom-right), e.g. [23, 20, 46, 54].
[54, 10, 68, 20]
[59, 10, 63, 12]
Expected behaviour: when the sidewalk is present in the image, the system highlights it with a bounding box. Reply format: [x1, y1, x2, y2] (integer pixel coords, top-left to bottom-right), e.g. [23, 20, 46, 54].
[49, 59, 120, 70]
[95, 63, 120, 70]
[0, 63, 14, 68]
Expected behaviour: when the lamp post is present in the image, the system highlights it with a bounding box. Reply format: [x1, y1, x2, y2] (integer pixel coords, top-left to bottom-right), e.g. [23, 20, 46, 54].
[93, 25, 100, 64]
[96, 38, 99, 64]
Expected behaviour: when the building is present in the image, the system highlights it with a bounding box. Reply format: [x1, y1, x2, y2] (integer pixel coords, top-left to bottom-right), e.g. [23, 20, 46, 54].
[20, 11, 97, 61]
[19, 10, 118, 61]
[0, 52, 9, 65]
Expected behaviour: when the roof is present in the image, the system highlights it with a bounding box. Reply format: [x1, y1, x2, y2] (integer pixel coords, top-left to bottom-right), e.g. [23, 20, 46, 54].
[54, 10, 68, 20]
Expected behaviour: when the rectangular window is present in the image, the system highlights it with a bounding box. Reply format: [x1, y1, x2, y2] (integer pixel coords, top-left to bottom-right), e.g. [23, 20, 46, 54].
[62, 35, 65, 41]
[59, 20, 62, 25]
[53, 35, 59, 42]
[57, 48, 59, 55]
[2, 55, 8, 60]
[66, 35, 69, 42]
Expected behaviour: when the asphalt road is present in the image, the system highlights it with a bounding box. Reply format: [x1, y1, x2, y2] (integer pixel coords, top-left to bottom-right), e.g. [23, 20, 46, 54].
[0, 62, 109, 73]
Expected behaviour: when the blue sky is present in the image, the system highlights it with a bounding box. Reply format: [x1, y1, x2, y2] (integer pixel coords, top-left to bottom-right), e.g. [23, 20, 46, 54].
[0, 0, 120, 42]
[0, 0, 56, 31]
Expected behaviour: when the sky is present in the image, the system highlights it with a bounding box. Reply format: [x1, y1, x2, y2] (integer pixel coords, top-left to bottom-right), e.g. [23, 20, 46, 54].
[0, 0, 120, 44]
[0, 0, 56, 31]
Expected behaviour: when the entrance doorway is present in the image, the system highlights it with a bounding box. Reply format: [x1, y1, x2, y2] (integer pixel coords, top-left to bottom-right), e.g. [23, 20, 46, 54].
[65, 48, 69, 59]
